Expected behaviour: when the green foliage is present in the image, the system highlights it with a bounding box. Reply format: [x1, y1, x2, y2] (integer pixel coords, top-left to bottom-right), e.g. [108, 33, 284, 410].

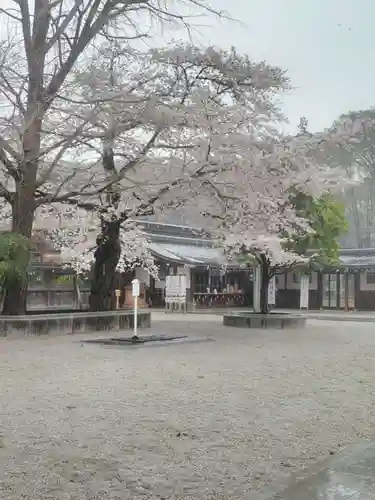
[236, 253, 257, 267]
[286, 192, 348, 266]
[0, 232, 30, 287]
[53, 273, 90, 288]
[54, 274, 75, 286]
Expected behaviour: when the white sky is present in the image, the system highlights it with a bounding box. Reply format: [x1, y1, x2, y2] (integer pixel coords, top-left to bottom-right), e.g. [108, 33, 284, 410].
[1, 0, 374, 133]
[197, 0, 375, 132]
[141, 0, 374, 133]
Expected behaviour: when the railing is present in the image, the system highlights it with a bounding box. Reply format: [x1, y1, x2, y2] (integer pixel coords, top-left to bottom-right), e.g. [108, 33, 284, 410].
[193, 292, 246, 308]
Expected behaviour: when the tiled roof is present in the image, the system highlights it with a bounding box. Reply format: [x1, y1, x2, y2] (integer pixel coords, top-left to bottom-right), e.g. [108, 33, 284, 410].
[147, 241, 229, 266]
[339, 250, 375, 269]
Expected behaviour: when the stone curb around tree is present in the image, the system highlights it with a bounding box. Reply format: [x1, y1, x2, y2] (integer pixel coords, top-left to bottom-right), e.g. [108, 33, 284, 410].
[223, 312, 306, 329]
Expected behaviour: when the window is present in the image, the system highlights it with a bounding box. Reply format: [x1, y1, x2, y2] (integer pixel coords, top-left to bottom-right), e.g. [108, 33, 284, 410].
[322, 273, 338, 308]
[292, 272, 300, 283]
[293, 272, 313, 284]
[366, 272, 375, 284]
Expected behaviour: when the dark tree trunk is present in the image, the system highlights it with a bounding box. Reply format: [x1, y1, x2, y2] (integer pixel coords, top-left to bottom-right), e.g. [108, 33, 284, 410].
[89, 220, 121, 312]
[2, 278, 28, 316]
[2, 188, 35, 315]
[260, 255, 271, 314]
[3, 108, 42, 314]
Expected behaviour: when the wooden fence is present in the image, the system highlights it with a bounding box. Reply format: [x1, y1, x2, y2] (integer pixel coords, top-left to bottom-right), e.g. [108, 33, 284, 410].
[27, 287, 90, 310]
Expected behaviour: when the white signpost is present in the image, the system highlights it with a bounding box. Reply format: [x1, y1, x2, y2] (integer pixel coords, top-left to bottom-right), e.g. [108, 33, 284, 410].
[132, 278, 140, 338]
[300, 274, 309, 310]
[115, 289, 121, 310]
[268, 275, 276, 306]
[165, 275, 187, 312]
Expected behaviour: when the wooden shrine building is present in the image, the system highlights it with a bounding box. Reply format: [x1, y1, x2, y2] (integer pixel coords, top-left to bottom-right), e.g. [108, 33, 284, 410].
[135, 222, 375, 312]
[137, 221, 252, 309]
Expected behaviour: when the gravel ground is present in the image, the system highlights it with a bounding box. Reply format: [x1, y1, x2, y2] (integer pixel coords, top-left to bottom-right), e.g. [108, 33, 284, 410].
[1, 317, 375, 499]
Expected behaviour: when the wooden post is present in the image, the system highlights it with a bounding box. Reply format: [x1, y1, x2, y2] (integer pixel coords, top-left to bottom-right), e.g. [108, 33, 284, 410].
[344, 270, 349, 311]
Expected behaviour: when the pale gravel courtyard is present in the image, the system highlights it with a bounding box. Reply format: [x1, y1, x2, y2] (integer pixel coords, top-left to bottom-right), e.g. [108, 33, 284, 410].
[1, 315, 375, 499]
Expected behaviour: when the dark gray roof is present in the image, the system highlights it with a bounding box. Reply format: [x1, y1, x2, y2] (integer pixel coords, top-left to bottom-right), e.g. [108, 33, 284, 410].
[140, 221, 375, 269]
[136, 220, 234, 267]
[138, 220, 210, 241]
[147, 241, 229, 266]
[338, 248, 375, 269]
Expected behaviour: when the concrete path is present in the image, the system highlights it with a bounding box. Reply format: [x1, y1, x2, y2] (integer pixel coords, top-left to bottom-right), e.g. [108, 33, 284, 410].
[292, 310, 375, 323]
[151, 308, 375, 323]
[2, 317, 375, 498]
[265, 441, 375, 499]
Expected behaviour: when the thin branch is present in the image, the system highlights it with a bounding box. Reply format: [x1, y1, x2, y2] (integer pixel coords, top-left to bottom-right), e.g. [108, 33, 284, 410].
[0, 146, 20, 181]
[35, 109, 100, 187]
[0, 182, 13, 204]
[0, 7, 22, 22]
[44, 0, 86, 53]
[15, 0, 32, 61]
[0, 71, 26, 115]
[0, 137, 20, 161]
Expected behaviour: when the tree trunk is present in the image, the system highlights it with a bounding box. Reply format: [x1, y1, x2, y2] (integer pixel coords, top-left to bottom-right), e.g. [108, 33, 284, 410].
[2, 103, 42, 314]
[2, 278, 28, 316]
[260, 255, 270, 314]
[2, 188, 36, 315]
[89, 220, 121, 312]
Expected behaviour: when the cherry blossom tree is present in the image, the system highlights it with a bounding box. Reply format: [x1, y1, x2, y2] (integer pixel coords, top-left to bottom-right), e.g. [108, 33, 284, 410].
[28, 42, 292, 311]
[212, 126, 351, 314]
[0, 0, 231, 314]
[0, 0, 354, 315]
[325, 109, 375, 248]
[28, 44, 352, 314]
[224, 234, 307, 313]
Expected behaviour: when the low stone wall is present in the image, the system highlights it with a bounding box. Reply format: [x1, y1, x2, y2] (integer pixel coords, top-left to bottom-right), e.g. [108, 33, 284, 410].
[0, 310, 151, 337]
[27, 288, 90, 310]
[223, 312, 306, 329]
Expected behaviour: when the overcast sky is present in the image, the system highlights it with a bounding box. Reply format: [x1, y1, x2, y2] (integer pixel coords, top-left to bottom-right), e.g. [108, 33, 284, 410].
[164, 0, 374, 133]
[1, 0, 373, 133]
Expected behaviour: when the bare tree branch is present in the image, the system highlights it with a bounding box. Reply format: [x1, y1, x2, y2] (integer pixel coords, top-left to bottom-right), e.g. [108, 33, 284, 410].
[0, 137, 20, 161]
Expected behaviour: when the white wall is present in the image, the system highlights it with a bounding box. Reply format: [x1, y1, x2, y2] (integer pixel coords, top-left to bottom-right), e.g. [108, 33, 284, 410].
[278, 272, 318, 291]
[360, 271, 375, 291]
[286, 272, 300, 290]
[154, 280, 166, 290]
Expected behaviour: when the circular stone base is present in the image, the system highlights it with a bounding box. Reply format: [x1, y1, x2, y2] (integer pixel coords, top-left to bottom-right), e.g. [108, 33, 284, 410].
[223, 312, 306, 329]
[81, 335, 215, 348]
[83, 335, 187, 345]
